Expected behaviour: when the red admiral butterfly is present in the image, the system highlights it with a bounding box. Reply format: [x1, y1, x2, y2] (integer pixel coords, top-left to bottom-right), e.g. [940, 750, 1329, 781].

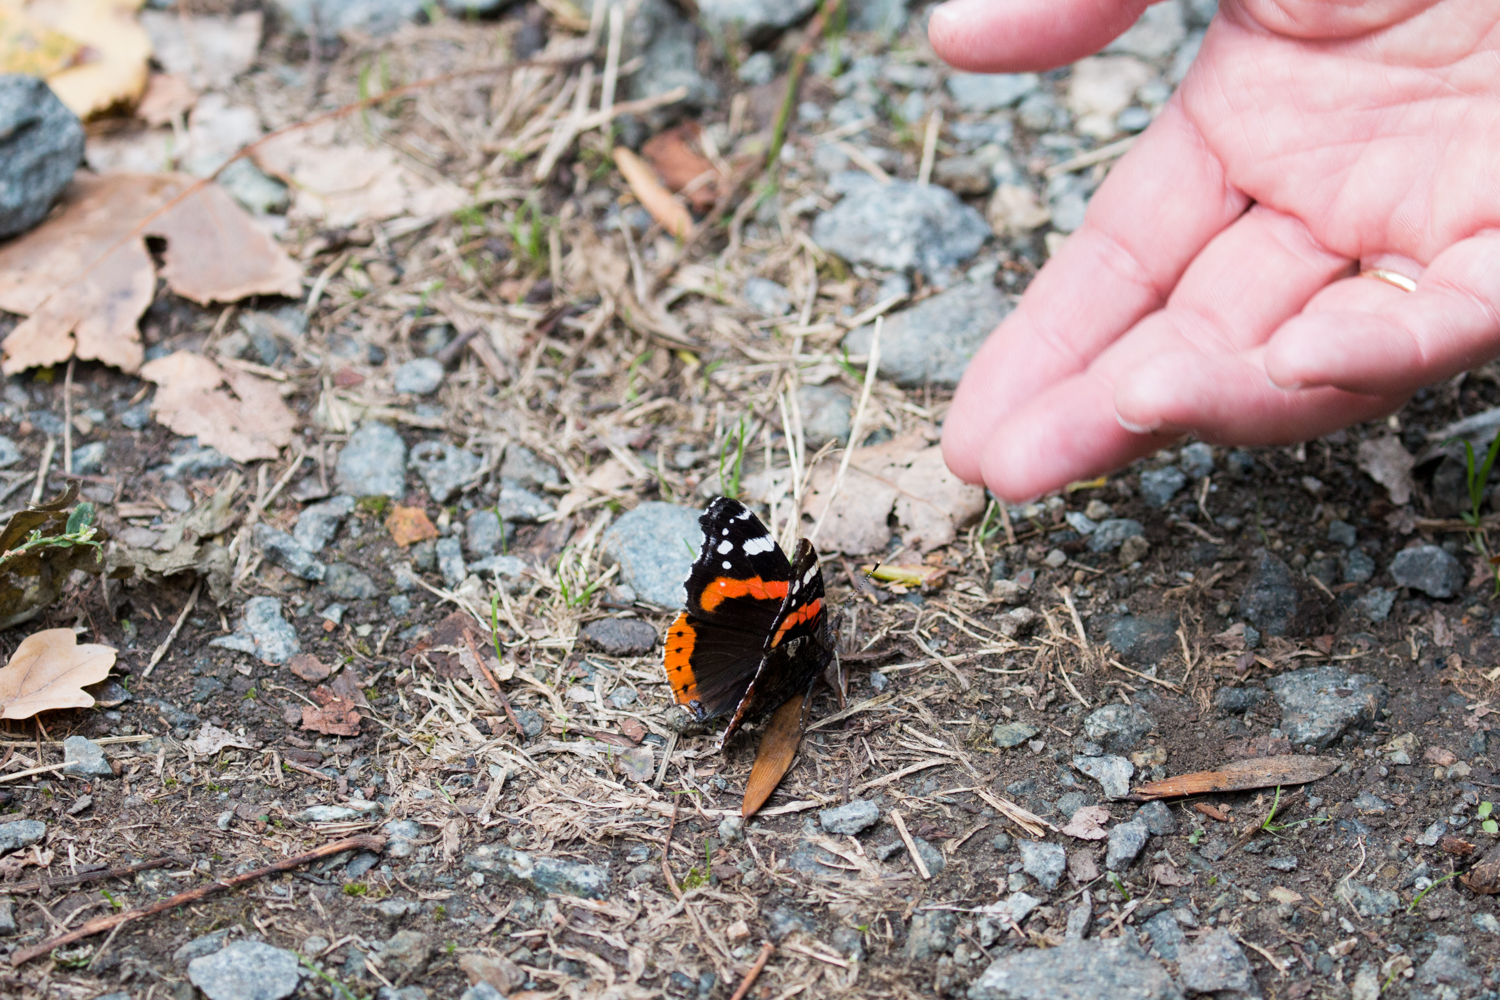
[662, 497, 836, 750]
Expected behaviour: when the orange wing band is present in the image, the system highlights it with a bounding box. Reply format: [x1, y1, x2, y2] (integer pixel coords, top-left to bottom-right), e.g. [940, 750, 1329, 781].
[663, 612, 699, 706]
[698, 576, 789, 613]
[770, 597, 822, 648]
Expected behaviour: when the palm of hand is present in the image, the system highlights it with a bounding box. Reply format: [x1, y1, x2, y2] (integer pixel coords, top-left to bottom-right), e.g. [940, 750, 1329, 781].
[941, 0, 1500, 500]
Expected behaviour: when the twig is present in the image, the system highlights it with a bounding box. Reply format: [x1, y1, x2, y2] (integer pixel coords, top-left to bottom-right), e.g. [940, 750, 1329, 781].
[143, 580, 201, 678]
[1107, 658, 1182, 692]
[1057, 586, 1091, 653]
[729, 942, 774, 1000]
[766, 0, 837, 170]
[62, 358, 74, 475]
[917, 109, 940, 186]
[0, 856, 182, 895]
[29, 437, 55, 506]
[281, 758, 336, 782]
[12, 835, 384, 965]
[889, 808, 930, 879]
[910, 632, 969, 692]
[662, 804, 683, 900]
[0, 761, 70, 784]
[1044, 136, 1137, 178]
[599, 4, 623, 120]
[809, 316, 880, 543]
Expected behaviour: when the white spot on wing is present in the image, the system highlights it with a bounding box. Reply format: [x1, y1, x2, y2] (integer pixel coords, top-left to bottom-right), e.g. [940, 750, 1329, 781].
[717, 540, 733, 554]
[742, 535, 775, 555]
[735, 509, 751, 520]
[722, 527, 729, 535]
[722, 560, 732, 569]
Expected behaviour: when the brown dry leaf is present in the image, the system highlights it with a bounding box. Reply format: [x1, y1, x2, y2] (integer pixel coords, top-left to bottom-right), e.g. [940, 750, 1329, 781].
[803, 435, 985, 555]
[139, 351, 296, 462]
[0, 173, 302, 375]
[613, 146, 692, 239]
[1423, 746, 1458, 766]
[253, 122, 466, 227]
[0, 628, 115, 719]
[26, 0, 151, 119]
[302, 685, 360, 736]
[135, 72, 195, 126]
[1151, 863, 1194, 887]
[1462, 843, 1500, 894]
[1194, 802, 1231, 822]
[742, 688, 812, 818]
[641, 123, 720, 213]
[185, 723, 255, 755]
[1356, 436, 1415, 506]
[387, 506, 438, 547]
[1059, 804, 1111, 841]
[403, 611, 490, 679]
[329, 667, 370, 710]
[1133, 754, 1339, 800]
[287, 653, 330, 682]
[1438, 835, 1477, 857]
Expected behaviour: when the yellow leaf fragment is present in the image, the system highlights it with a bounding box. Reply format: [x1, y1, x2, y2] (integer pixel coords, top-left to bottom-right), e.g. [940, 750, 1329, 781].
[0, 628, 115, 720]
[0, 1, 84, 77]
[27, 0, 151, 119]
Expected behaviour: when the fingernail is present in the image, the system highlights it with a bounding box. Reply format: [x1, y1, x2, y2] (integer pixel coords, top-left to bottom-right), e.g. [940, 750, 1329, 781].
[1116, 414, 1159, 435]
[1266, 373, 1302, 392]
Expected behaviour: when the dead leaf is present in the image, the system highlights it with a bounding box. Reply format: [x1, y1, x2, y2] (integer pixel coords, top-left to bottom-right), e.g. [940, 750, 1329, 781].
[1423, 746, 1458, 766]
[1438, 835, 1477, 857]
[1060, 804, 1111, 840]
[403, 612, 503, 680]
[185, 723, 255, 755]
[803, 435, 986, 555]
[1356, 436, 1415, 506]
[1151, 863, 1193, 886]
[742, 688, 812, 818]
[613, 146, 692, 239]
[302, 685, 360, 736]
[287, 653, 330, 682]
[864, 563, 949, 589]
[253, 121, 465, 226]
[0, 628, 115, 719]
[0, 483, 108, 630]
[0, 173, 302, 375]
[140, 351, 296, 462]
[1134, 755, 1339, 800]
[1268, 886, 1302, 905]
[0, 2, 85, 77]
[387, 506, 438, 547]
[1194, 802, 1231, 822]
[135, 72, 195, 126]
[138, 10, 259, 91]
[640, 123, 720, 213]
[1461, 843, 1500, 894]
[329, 667, 370, 710]
[27, 0, 151, 119]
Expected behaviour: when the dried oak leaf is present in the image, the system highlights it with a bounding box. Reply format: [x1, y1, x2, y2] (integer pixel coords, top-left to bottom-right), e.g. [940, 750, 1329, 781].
[140, 351, 295, 462]
[185, 723, 255, 755]
[387, 505, 437, 547]
[1060, 804, 1112, 841]
[0, 173, 302, 375]
[302, 685, 360, 736]
[0, 628, 115, 719]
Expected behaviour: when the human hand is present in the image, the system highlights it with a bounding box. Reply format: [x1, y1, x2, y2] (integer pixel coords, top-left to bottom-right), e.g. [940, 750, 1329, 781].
[931, 0, 1500, 501]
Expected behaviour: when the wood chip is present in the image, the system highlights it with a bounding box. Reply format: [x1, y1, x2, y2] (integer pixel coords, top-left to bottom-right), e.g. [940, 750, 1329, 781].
[1133, 755, 1339, 800]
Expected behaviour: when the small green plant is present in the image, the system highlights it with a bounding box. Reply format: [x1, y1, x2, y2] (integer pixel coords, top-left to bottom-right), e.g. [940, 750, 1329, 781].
[1109, 873, 1131, 901]
[342, 882, 368, 897]
[1188, 828, 1203, 845]
[1408, 871, 1461, 913]
[681, 841, 714, 891]
[434, 904, 447, 921]
[1, 501, 102, 562]
[508, 198, 551, 271]
[453, 203, 487, 240]
[100, 888, 123, 910]
[717, 416, 749, 499]
[554, 545, 609, 609]
[1450, 433, 1500, 591]
[298, 954, 360, 1000]
[356, 495, 392, 519]
[1480, 800, 1497, 834]
[1259, 786, 1290, 834]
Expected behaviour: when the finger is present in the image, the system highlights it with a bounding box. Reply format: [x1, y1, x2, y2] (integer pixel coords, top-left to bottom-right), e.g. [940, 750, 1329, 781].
[928, 0, 1151, 72]
[1264, 230, 1500, 395]
[943, 103, 1247, 483]
[1115, 349, 1404, 444]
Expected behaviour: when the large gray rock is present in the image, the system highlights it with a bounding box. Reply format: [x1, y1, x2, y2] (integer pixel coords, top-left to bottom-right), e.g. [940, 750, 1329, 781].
[1238, 552, 1300, 637]
[601, 502, 702, 608]
[1142, 911, 1186, 961]
[1265, 666, 1387, 748]
[410, 440, 479, 504]
[969, 936, 1184, 1000]
[187, 940, 301, 1000]
[798, 383, 853, 447]
[1083, 704, 1155, 754]
[698, 0, 818, 44]
[272, 0, 426, 39]
[1074, 755, 1134, 799]
[1176, 929, 1260, 999]
[1018, 839, 1066, 891]
[845, 0, 908, 34]
[819, 800, 881, 835]
[337, 423, 407, 497]
[1088, 519, 1143, 552]
[1099, 613, 1176, 665]
[815, 176, 991, 283]
[582, 0, 716, 114]
[906, 910, 956, 960]
[1105, 818, 1149, 872]
[1416, 935, 1480, 993]
[0, 75, 84, 240]
[1390, 544, 1465, 598]
[63, 736, 114, 778]
[293, 495, 355, 552]
[0, 819, 46, 855]
[210, 597, 301, 665]
[464, 845, 609, 898]
[844, 281, 1010, 387]
[1105, 1, 1187, 58]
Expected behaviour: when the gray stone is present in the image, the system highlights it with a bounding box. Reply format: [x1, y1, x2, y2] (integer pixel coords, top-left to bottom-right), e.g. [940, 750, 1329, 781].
[1179, 442, 1215, 478]
[1266, 666, 1387, 748]
[815, 177, 990, 283]
[737, 51, 775, 85]
[1344, 548, 1376, 584]
[500, 444, 560, 491]
[1327, 520, 1357, 548]
[906, 910, 956, 960]
[1055, 792, 1096, 820]
[798, 383, 853, 448]
[464, 844, 609, 898]
[1143, 911, 1186, 961]
[436, 537, 466, 588]
[583, 0, 716, 114]
[1134, 800, 1175, 836]
[1105, 819, 1150, 872]
[1105, 1, 1186, 58]
[911, 836, 945, 875]
[216, 159, 288, 216]
[0, 437, 19, 468]
[459, 985, 504, 1000]
[337, 423, 407, 497]
[174, 928, 236, 965]
[410, 440, 478, 504]
[470, 554, 529, 593]
[844, 281, 1009, 387]
[0, 898, 18, 935]
[294, 495, 356, 552]
[1101, 614, 1176, 665]
[1199, 837, 1229, 862]
[187, 940, 301, 1000]
[324, 563, 378, 600]
[1177, 928, 1260, 999]
[992, 722, 1039, 748]
[1341, 883, 1400, 917]
[70, 441, 106, 475]
[0, 819, 46, 854]
[62, 736, 113, 778]
[1353, 585, 1394, 622]
[1238, 552, 1300, 637]
[375, 930, 431, 979]
[1083, 704, 1155, 754]
[464, 508, 505, 557]
[210, 597, 300, 664]
[1391, 544, 1465, 598]
[1139, 467, 1186, 508]
[254, 525, 326, 581]
[160, 443, 233, 480]
[946, 72, 1040, 111]
[698, 0, 818, 44]
[1018, 839, 1066, 891]
[1265, 855, 1298, 871]
[497, 484, 554, 522]
[381, 819, 423, 859]
[969, 936, 1184, 1000]
[602, 502, 703, 608]
[767, 906, 814, 940]
[1212, 686, 1267, 714]
[1074, 755, 1134, 799]
[0, 75, 84, 239]
[1088, 519, 1144, 552]
[1474, 913, 1500, 935]
[819, 800, 881, 835]
[580, 618, 657, 656]
[743, 276, 793, 316]
[1417, 935, 1480, 992]
[272, 0, 426, 39]
[1352, 791, 1388, 813]
[393, 358, 444, 395]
